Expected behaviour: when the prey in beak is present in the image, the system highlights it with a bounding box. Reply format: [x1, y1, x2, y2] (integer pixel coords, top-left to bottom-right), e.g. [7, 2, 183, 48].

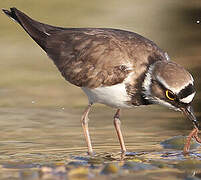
[181, 105, 201, 154]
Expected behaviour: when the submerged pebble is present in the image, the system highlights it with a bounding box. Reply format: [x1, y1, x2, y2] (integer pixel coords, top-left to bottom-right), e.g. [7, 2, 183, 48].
[39, 166, 67, 179]
[175, 159, 201, 171]
[68, 161, 89, 168]
[101, 163, 119, 175]
[40, 166, 66, 174]
[160, 136, 201, 150]
[88, 156, 105, 165]
[122, 162, 157, 171]
[68, 167, 90, 179]
[149, 160, 171, 168]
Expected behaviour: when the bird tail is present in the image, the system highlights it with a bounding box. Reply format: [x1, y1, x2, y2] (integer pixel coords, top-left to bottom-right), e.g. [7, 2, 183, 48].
[2, 7, 55, 51]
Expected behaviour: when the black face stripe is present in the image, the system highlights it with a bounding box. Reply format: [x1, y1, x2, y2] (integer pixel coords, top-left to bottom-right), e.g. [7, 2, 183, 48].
[178, 84, 195, 99]
[152, 80, 195, 105]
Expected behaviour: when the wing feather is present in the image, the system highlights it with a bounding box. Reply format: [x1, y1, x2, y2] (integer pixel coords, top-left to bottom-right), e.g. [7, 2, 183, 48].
[46, 29, 135, 88]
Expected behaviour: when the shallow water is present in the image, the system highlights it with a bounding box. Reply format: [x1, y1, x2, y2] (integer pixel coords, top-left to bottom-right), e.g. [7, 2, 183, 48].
[1, 107, 201, 180]
[0, 0, 201, 179]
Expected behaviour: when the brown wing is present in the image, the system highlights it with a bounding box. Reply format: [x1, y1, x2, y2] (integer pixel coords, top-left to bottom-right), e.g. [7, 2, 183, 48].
[45, 29, 137, 88]
[3, 8, 167, 88]
[45, 28, 166, 88]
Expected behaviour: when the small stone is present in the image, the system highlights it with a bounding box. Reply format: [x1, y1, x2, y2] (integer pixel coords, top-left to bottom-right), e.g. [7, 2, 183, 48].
[128, 157, 143, 163]
[101, 163, 119, 175]
[175, 159, 201, 171]
[160, 135, 200, 150]
[122, 162, 157, 171]
[68, 167, 89, 178]
[40, 167, 52, 173]
[68, 161, 88, 167]
[55, 166, 66, 173]
[88, 156, 104, 164]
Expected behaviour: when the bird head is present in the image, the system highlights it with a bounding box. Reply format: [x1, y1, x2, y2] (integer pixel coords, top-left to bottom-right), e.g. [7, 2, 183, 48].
[142, 61, 198, 129]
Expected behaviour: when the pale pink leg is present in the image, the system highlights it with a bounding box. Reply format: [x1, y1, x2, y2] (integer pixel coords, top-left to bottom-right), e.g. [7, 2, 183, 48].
[113, 109, 127, 153]
[81, 104, 93, 155]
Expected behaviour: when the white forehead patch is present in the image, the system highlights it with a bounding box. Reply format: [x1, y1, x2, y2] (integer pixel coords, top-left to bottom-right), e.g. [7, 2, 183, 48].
[180, 92, 195, 104]
[156, 76, 194, 94]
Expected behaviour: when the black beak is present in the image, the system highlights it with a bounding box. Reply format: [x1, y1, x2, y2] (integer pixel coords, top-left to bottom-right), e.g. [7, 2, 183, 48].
[181, 106, 199, 129]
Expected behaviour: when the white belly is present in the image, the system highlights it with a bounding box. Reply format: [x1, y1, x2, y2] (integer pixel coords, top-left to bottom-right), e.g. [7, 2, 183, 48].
[82, 83, 131, 108]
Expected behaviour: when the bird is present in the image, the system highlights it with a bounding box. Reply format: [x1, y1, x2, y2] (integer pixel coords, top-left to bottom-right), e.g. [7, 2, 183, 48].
[2, 7, 199, 155]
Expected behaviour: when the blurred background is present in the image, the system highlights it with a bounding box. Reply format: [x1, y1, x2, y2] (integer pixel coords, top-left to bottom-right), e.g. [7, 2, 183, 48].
[0, 0, 201, 156]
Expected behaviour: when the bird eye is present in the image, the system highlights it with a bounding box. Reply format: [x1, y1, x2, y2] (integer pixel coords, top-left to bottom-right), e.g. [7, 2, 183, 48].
[166, 90, 175, 101]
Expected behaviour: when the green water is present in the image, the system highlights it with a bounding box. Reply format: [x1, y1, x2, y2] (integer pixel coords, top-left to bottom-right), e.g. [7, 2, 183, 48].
[0, 0, 201, 179]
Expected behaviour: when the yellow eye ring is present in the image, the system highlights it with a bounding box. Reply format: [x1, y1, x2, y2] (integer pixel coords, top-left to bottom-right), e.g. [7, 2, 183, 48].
[166, 90, 175, 101]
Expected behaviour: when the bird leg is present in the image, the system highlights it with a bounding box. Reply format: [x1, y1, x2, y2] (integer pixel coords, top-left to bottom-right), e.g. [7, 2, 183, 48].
[81, 104, 93, 155]
[113, 109, 127, 153]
